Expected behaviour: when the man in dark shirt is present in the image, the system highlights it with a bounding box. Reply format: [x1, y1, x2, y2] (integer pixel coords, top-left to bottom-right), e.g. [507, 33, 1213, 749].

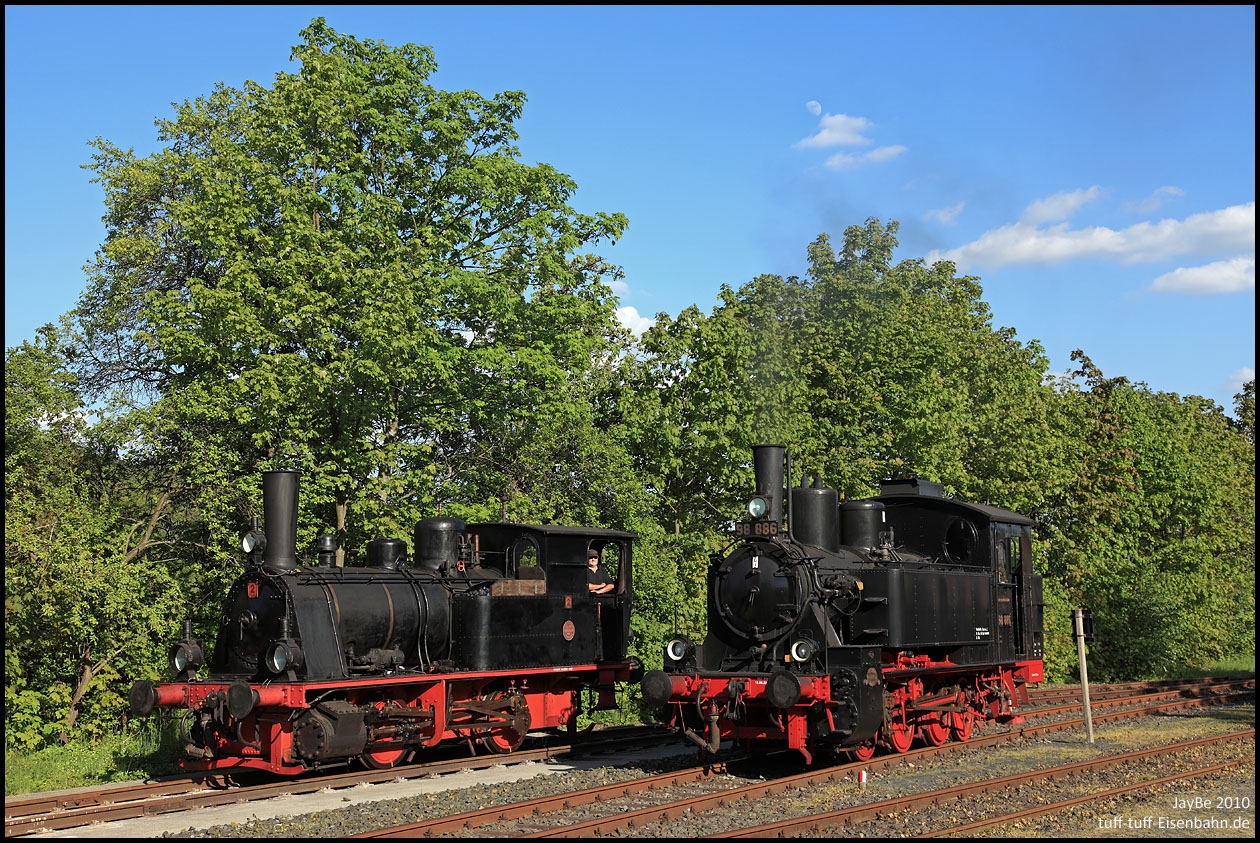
[587, 550, 614, 595]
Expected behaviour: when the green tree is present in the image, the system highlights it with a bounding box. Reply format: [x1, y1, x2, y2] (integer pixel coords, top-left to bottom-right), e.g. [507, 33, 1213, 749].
[5, 329, 190, 747]
[800, 221, 1069, 509]
[23, 18, 642, 741]
[73, 18, 629, 561]
[1038, 354, 1255, 680]
[1233, 378, 1255, 447]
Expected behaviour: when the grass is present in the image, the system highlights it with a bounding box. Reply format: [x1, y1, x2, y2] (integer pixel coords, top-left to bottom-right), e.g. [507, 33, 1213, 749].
[7, 656, 1254, 797]
[1167, 654, 1255, 678]
[5, 719, 186, 797]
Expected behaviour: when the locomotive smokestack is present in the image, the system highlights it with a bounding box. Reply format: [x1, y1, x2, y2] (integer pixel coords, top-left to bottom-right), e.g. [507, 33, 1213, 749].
[262, 471, 300, 572]
[752, 444, 785, 527]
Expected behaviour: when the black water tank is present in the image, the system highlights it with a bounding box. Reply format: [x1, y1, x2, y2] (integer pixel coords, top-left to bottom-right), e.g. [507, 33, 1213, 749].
[791, 475, 839, 552]
[840, 500, 886, 552]
[413, 517, 465, 571]
[367, 538, 408, 570]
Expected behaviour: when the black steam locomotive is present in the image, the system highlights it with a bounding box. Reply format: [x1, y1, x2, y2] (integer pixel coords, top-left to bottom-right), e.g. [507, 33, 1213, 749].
[641, 445, 1044, 764]
[129, 471, 641, 775]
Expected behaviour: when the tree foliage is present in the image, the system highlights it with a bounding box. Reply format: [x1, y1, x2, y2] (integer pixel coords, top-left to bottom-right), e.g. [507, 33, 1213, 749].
[1036, 354, 1255, 679]
[73, 18, 628, 560]
[5, 330, 194, 748]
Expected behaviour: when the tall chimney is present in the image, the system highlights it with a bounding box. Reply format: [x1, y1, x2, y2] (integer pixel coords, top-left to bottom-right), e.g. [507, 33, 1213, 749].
[752, 444, 785, 527]
[262, 471, 300, 572]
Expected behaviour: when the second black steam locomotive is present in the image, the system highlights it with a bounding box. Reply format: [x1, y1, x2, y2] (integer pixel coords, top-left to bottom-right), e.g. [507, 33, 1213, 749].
[130, 470, 641, 774]
[642, 445, 1044, 763]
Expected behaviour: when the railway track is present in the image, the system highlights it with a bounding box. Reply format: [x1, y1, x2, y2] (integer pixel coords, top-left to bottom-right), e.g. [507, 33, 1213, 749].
[713, 733, 1255, 839]
[344, 724, 1253, 838]
[4, 724, 679, 837]
[8, 678, 1253, 838]
[1026, 676, 1252, 703]
[351, 682, 1255, 838]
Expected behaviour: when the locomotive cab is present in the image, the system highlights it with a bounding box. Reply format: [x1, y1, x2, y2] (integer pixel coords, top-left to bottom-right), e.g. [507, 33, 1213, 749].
[450, 523, 636, 670]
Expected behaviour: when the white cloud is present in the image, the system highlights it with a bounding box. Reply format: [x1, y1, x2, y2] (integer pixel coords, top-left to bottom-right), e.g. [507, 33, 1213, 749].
[863, 145, 907, 164]
[1147, 256, 1255, 294]
[927, 198, 1255, 272]
[1125, 186, 1185, 214]
[795, 113, 874, 149]
[925, 202, 966, 224]
[1021, 187, 1105, 225]
[795, 108, 905, 170]
[616, 305, 655, 336]
[824, 145, 907, 170]
[806, 100, 822, 116]
[607, 279, 629, 296]
[1226, 367, 1255, 395]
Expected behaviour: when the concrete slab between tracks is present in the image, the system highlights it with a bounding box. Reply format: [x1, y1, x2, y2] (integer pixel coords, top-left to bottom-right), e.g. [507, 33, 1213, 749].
[28, 743, 693, 839]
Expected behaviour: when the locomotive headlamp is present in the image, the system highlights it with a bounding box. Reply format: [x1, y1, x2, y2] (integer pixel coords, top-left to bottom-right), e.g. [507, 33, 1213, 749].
[747, 496, 768, 518]
[264, 639, 304, 674]
[168, 640, 204, 678]
[241, 529, 267, 555]
[664, 635, 695, 665]
[789, 639, 816, 663]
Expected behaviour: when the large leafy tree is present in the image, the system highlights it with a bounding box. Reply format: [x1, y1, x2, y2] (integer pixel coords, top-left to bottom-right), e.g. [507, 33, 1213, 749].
[630, 220, 1070, 518]
[5, 330, 190, 747]
[798, 221, 1070, 508]
[1038, 355, 1255, 680]
[73, 18, 628, 562]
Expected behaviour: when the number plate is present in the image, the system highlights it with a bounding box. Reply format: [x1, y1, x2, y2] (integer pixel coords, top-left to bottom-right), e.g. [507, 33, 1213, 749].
[735, 519, 778, 538]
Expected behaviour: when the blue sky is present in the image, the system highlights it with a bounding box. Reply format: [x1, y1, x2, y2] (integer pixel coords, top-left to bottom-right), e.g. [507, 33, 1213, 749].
[5, 6, 1255, 415]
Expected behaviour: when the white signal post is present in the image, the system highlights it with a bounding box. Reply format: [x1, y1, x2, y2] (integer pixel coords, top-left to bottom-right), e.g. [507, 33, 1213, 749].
[1073, 608, 1095, 743]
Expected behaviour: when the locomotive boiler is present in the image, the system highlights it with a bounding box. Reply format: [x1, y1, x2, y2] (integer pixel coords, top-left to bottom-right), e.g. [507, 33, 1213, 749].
[129, 470, 641, 775]
[641, 445, 1044, 764]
